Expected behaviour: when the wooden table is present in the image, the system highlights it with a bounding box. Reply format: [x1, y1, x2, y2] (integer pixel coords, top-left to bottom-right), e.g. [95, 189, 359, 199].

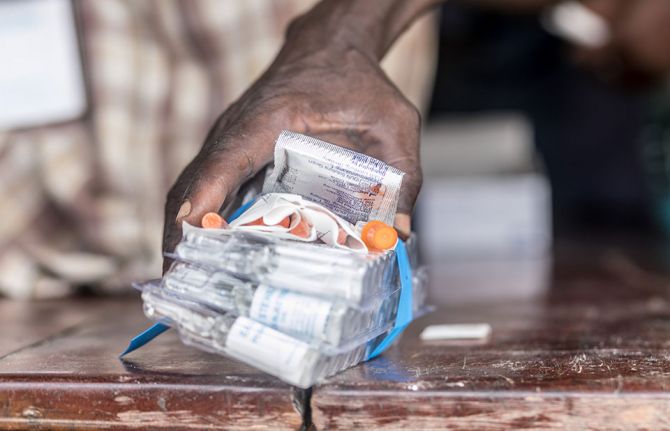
[312, 236, 670, 429]
[2, 236, 670, 429]
[0, 298, 303, 430]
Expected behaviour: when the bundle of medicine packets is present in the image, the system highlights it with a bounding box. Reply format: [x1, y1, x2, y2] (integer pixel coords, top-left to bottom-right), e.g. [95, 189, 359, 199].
[133, 131, 428, 388]
[137, 235, 425, 388]
[139, 261, 426, 388]
[138, 233, 426, 348]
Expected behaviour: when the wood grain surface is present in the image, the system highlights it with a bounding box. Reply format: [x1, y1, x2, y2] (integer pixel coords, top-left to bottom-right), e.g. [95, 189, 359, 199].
[2, 236, 670, 430]
[311, 237, 670, 429]
[0, 295, 302, 430]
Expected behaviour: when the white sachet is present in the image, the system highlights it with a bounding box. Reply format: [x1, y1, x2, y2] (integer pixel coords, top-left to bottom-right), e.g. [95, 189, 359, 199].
[263, 131, 404, 226]
[229, 193, 366, 251]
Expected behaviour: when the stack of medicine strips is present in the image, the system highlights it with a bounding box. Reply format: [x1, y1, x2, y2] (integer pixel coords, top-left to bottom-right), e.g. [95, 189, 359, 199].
[132, 131, 427, 388]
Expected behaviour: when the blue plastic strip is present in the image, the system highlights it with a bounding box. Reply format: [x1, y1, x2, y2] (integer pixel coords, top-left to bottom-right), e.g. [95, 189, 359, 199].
[119, 322, 169, 357]
[119, 199, 258, 357]
[226, 197, 258, 223]
[366, 239, 413, 360]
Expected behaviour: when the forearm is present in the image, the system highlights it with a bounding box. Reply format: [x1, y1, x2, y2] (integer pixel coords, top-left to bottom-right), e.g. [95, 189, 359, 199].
[279, 0, 444, 63]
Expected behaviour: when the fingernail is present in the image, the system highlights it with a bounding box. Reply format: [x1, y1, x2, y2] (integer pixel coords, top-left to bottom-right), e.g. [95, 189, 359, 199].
[394, 214, 411, 240]
[176, 200, 191, 221]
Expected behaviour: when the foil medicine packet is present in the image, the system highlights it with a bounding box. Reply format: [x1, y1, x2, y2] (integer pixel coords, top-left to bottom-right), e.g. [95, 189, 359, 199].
[263, 131, 404, 226]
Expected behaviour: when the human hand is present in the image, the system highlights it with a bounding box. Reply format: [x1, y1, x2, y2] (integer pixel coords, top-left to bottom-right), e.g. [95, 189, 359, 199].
[162, 0, 432, 271]
[571, 0, 670, 86]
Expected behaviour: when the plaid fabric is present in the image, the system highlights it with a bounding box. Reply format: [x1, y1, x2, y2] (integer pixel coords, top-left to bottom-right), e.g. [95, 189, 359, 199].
[0, 0, 437, 299]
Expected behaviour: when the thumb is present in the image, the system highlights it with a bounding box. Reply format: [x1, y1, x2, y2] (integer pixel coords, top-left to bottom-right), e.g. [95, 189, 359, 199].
[162, 159, 233, 272]
[176, 176, 231, 228]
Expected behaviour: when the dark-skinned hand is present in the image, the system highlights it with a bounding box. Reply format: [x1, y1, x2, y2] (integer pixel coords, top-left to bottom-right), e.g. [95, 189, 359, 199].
[161, 0, 439, 271]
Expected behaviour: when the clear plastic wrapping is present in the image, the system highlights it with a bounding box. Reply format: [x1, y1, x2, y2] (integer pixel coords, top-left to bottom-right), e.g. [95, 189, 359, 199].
[131, 134, 429, 388]
[141, 267, 427, 388]
[136, 260, 426, 348]
[172, 224, 398, 304]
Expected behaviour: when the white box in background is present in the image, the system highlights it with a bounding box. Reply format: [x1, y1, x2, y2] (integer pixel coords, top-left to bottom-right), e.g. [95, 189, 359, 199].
[417, 175, 551, 304]
[418, 114, 551, 304]
[418, 174, 551, 259]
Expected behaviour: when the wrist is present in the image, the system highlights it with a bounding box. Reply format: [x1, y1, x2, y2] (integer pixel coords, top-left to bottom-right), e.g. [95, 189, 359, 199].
[281, 0, 442, 63]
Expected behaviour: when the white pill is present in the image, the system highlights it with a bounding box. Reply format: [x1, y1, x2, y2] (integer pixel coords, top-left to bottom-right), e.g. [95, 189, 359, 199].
[420, 323, 492, 341]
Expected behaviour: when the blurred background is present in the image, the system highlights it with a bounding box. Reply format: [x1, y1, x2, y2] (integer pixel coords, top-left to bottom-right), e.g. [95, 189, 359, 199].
[1, 0, 669, 304]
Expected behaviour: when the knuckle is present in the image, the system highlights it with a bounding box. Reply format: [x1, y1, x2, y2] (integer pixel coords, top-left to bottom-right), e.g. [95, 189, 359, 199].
[393, 96, 421, 129]
[407, 162, 423, 190]
[414, 167, 424, 192]
[404, 102, 422, 129]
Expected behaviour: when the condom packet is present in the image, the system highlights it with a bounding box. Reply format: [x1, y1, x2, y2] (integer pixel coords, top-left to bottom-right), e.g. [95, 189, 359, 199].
[228, 193, 367, 251]
[263, 131, 404, 226]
